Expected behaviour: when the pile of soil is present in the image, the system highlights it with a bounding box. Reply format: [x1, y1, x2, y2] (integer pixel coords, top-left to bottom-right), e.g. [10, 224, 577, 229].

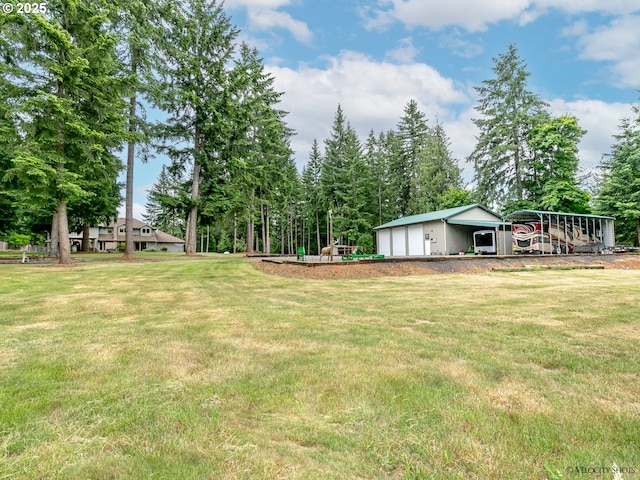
[251, 254, 640, 279]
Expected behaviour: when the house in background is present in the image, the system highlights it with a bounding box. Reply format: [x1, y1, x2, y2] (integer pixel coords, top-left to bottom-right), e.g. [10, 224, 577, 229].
[69, 218, 185, 252]
[374, 204, 512, 257]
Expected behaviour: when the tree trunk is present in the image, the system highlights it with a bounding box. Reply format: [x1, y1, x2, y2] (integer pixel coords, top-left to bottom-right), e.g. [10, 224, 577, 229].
[637, 217, 640, 247]
[185, 132, 201, 255]
[246, 192, 254, 253]
[82, 223, 90, 252]
[124, 91, 136, 259]
[260, 203, 266, 254]
[246, 218, 253, 254]
[233, 216, 237, 253]
[316, 212, 320, 255]
[57, 201, 71, 264]
[281, 222, 285, 255]
[50, 212, 59, 257]
[265, 204, 270, 254]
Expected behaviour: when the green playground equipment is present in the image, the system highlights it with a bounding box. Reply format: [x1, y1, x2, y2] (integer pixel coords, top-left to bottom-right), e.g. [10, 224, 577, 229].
[296, 246, 306, 261]
[341, 246, 385, 261]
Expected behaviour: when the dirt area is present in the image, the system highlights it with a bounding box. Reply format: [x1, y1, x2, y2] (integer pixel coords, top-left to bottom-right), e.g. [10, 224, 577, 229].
[251, 254, 640, 279]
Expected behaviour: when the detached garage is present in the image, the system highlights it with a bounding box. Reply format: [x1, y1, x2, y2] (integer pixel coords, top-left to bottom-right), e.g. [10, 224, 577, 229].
[375, 204, 511, 257]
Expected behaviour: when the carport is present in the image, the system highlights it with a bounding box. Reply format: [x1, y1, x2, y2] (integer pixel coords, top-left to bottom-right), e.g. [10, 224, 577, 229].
[505, 209, 615, 254]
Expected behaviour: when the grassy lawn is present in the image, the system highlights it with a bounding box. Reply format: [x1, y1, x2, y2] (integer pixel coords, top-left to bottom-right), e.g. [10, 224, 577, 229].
[1, 255, 639, 479]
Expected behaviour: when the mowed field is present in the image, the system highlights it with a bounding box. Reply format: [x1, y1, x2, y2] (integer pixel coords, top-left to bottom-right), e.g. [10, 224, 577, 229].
[1, 255, 639, 479]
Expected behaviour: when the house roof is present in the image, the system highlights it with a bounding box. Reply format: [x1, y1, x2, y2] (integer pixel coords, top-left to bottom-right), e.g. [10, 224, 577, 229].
[374, 204, 502, 230]
[154, 230, 185, 244]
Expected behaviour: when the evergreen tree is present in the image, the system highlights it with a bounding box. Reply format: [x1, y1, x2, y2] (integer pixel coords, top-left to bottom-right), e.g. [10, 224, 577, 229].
[301, 139, 323, 254]
[469, 44, 549, 209]
[377, 130, 404, 222]
[596, 107, 640, 245]
[395, 99, 431, 216]
[410, 121, 463, 213]
[2, 0, 129, 263]
[109, 0, 166, 258]
[363, 130, 396, 227]
[154, 0, 239, 255]
[319, 106, 371, 246]
[143, 165, 189, 238]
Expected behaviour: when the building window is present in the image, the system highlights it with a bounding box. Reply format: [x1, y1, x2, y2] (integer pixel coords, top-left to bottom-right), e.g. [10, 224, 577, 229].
[142, 227, 150, 234]
[118, 226, 125, 233]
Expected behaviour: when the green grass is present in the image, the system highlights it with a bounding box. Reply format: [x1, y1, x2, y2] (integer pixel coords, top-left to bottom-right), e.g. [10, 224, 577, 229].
[1, 256, 639, 479]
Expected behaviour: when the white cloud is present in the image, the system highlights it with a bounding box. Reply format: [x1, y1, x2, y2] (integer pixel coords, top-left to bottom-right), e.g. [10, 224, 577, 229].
[118, 202, 147, 221]
[548, 98, 635, 173]
[224, 0, 293, 8]
[247, 9, 313, 44]
[438, 29, 484, 58]
[364, 0, 640, 32]
[573, 15, 640, 88]
[225, 0, 313, 45]
[534, 0, 640, 15]
[385, 37, 420, 64]
[366, 0, 529, 32]
[267, 51, 469, 169]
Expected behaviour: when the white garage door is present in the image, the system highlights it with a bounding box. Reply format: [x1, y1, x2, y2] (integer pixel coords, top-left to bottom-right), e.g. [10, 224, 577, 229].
[408, 225, 424, 256]
[378, 229, 391, 256]
[392, 227, 406, 256]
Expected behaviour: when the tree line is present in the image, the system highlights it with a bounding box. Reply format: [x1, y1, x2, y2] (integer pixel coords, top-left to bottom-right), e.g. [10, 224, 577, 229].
[1, 0, 297, 262]
[1, 1, 639, 261]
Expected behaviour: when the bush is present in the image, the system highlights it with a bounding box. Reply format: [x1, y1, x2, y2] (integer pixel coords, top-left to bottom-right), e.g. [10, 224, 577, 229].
[356, 233, 373, 253]
[116, 242, 125, 252]
[7, 233, 31, 249]
[216, 230, 231, 253]
[161, 246, 167, 252]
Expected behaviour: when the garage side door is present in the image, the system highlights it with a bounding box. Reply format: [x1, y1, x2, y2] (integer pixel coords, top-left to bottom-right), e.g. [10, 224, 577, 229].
[407, 224, 423, 256]
[392, 227, 406, 256]
[378, 229, 391, 256]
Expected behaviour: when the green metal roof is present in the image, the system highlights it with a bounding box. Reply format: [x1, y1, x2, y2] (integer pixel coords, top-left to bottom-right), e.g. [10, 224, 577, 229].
[374, 204, 502, 230]
[505, 209, 614, 221]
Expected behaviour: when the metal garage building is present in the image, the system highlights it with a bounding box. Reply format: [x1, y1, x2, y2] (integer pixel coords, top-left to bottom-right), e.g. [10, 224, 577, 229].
[374, 204, 512, 257]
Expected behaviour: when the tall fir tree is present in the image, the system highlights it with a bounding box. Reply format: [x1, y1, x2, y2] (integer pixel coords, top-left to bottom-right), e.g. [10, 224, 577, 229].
[154, 0, 239, 255]
[109, 0, 166, 258]
[469, 44, 549, 210]
[409, 121, 463, 213]
[301, 139, 324, 254]
[2, 0, 129, 263]
[394, 99, 431, 216]
[596, 106, 640, 245]
[143, 165, 189, 238]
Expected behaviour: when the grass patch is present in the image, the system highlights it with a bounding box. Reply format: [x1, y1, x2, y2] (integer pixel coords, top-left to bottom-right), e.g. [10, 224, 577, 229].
[1, 257, 639, 479]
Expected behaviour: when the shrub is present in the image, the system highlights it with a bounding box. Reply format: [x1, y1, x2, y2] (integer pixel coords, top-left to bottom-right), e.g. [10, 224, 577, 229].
[7, 233, 31, 249]
[116, 242, 125, 252]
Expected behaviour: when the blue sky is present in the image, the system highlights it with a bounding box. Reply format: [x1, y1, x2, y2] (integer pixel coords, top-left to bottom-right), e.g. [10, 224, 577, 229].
[121, 0, 640, 219]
